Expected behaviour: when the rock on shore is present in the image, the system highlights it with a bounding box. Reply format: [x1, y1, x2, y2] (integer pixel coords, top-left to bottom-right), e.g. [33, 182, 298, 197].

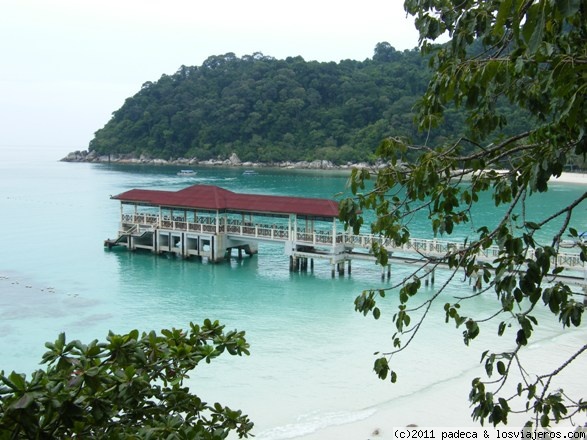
[60, 150, 377, 170]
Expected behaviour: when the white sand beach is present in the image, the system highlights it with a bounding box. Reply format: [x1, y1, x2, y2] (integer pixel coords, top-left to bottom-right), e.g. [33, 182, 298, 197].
[291, 171, 587, 439]
[297, 327, 587, 439]
[552, 172, 587, 185]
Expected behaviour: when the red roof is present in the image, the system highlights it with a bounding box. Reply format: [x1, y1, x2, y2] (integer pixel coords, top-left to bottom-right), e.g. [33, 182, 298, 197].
[112, 184, 340, 218]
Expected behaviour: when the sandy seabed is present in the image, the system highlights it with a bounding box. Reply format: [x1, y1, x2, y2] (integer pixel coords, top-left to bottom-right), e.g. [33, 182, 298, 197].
[297, 172, 587, 439]
[297, 327, 587, 440]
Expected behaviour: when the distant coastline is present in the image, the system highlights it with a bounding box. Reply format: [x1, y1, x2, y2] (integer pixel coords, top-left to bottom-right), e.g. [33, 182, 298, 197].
[60, 150, 587, 184]
[60, 150, 383, 171]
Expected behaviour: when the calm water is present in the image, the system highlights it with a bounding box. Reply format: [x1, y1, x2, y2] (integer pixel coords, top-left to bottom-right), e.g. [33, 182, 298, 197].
[1, 146, 585, 437]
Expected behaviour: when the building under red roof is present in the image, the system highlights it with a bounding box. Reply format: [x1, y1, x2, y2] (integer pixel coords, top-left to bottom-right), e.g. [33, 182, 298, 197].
[112, 184, 340, 218]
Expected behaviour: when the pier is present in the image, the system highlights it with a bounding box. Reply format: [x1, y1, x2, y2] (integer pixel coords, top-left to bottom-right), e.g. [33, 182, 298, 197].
[105, 185, 586, 289]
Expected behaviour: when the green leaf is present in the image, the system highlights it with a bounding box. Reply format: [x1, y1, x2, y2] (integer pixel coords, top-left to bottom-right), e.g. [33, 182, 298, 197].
[5, 372, 26, 392]
[497, 361, 506, 375]
[495, 0, 514, 33]
[497, 321, 506, 336]
[516, 329, 528, 346]
[374, 357, 390, 380]
[390, 370, 398, 383]
[373, 307, 381, 320]
[556, 0, 580, 17]
[9, 392, 36, 410]
[523, 3, 546, 54]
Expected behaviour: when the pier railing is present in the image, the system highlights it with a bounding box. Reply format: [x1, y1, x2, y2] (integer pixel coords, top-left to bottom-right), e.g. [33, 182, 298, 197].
[350, 234, 583, 269]
[120, 215, 584, 269]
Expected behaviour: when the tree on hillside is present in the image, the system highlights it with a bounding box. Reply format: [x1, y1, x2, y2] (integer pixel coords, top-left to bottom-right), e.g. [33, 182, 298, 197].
[340, 0, 586, 428]
[86, 48, 444, 163]
[0, 321, 253, 438]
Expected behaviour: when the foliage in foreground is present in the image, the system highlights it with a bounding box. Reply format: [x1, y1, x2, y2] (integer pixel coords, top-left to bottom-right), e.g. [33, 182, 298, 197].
[0, 320, 252, 439]
[340, 0, 586, 429]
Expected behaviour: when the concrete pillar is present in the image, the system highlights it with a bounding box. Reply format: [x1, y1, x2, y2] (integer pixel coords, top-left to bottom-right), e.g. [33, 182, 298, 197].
[182, 232, 186, 258]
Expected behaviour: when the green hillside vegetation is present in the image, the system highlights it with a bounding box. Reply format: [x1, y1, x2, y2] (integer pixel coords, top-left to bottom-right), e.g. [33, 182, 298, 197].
[88, 42, 527, 164]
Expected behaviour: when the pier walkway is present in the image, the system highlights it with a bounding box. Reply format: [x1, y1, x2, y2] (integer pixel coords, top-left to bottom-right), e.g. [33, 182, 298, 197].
[105, 184, 585, 289]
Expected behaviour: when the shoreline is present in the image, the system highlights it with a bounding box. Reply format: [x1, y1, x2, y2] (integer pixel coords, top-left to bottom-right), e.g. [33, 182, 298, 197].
[60, 151, 587, 185]
[288, 327, 587, 440]
[60, 150, 370, 172]
[551, 172, 587, 184]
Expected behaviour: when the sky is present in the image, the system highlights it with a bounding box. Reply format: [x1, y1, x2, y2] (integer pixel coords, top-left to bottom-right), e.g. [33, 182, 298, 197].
[0, 0, 421, 155]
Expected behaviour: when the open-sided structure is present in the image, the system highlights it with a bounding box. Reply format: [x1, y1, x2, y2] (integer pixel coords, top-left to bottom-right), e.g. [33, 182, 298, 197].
[105, 184, 347, 272]
[105, 184, 585, 282]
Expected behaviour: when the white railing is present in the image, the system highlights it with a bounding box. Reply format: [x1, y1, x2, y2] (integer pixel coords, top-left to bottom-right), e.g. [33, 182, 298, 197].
[122, 213, 159, 225]
[346, 235, 584, 269]
[120, 215, 584, 269]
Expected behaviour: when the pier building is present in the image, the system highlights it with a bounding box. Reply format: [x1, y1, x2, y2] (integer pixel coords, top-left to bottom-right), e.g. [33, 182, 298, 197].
[105, 184, 347, 274]
[105, 184, 586, 288]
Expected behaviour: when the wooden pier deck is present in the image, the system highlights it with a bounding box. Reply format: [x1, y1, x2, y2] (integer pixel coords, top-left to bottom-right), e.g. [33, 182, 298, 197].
[104, 184, 586, 290]
[106, 213, 585, 281]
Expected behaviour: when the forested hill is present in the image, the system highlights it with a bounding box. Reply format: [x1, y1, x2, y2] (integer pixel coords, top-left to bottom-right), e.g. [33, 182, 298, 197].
[88, 43, 444, 163]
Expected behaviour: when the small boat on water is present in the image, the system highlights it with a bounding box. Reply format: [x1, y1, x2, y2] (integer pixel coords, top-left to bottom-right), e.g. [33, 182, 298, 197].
[177, 170, 197, 176]
[242, 170, 258, 176]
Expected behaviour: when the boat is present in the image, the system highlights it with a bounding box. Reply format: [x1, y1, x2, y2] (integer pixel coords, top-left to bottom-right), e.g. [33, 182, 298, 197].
[242, 170, 258, 176]
[177, 170, 197, 176]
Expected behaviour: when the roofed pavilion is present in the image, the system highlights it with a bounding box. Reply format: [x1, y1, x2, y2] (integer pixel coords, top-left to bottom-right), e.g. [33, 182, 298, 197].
[112, 184, 339, 218]
[105, 184, 587, 282]
[106, 184, 348, 270]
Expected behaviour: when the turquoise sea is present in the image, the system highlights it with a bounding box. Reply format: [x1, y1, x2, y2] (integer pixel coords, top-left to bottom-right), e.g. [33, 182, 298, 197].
[1, 145, 586, 437]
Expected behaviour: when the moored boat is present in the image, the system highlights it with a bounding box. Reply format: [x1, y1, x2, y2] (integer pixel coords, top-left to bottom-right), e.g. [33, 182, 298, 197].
[177, 170, 197, 176]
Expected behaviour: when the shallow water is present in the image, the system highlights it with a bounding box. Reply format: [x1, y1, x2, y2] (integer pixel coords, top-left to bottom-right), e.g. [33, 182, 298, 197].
[0, 146, 585, 437]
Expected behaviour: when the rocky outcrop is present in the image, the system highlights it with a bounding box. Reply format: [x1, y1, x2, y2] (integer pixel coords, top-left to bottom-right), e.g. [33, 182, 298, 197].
[60, 150, 381, 170]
